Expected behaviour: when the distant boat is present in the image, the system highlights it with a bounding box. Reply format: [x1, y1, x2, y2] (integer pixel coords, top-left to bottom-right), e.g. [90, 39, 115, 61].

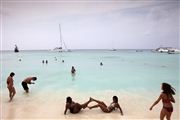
[136, 50, 143, 52]
[14, 44, 19, 53]
[168, 49, 180, 54]
[52, 24, 71, 52]
[109, 49, 117, 51]
[152, 47, 180, 54]
[151, 47, 171, 53]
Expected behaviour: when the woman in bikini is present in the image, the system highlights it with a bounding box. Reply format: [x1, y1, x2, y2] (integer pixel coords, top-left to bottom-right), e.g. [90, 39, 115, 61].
[150, 83, 176, 120]
[64, 96, 91, 114]
[88, 96, 123, 115]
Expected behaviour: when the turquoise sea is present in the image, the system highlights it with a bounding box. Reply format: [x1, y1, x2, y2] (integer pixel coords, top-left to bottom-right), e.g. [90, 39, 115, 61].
[1, 50, 179, 92]
[1, 50, 179, 119]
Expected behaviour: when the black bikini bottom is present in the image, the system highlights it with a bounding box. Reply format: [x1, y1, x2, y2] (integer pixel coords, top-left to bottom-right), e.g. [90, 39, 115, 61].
[163, 106, 173, 112]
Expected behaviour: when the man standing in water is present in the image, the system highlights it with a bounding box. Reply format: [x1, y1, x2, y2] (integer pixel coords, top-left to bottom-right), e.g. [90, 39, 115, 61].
[6, 72, 16, 102]
[71, 66, 76, 74]
[21, 77, 37, 93]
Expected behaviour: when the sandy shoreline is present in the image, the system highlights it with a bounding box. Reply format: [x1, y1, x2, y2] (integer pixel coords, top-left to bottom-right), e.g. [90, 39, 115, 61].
[1, 89, 179, 120]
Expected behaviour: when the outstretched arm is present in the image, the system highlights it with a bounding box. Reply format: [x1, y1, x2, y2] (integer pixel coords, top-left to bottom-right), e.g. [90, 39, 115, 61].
[149, 94, 162, 110]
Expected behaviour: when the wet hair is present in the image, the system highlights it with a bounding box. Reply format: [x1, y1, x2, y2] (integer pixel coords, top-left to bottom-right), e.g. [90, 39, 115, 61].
[33, 77, 37, 80]
[66, 97, 72, 103]
[113, 96, 118, 103]
[71, 66, 75, 71]
[162, 83, 175, 95]
[10, 72, 15, 77]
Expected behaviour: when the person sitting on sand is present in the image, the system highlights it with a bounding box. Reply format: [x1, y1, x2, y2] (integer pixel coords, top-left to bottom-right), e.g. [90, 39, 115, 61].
[88, 96, 123, 115]
[71, 66, 76, 74]
[6, 72, 16, 102]
[64, 97, 91, 114]
[21, 77, 37, 93]
[150, 83, 175, 120]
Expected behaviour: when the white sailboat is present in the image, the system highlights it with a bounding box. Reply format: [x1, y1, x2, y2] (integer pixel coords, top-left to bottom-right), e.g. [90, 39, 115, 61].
[53, 24, 70, 52]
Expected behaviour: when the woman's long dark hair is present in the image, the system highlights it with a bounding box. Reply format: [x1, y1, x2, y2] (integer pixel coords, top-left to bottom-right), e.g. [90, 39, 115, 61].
[162, 83, 176, 95]
[66, 97, 72, 103]
[113, 96, 118, 103]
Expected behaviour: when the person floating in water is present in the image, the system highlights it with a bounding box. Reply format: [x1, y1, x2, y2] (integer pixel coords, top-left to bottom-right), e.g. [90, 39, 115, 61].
[64, 97, 91, 114]
[71, 66, 76, 74]
[88, 96, 123, 115]
[42, 60, 44, 64]
[21, 77, 37, 93]
[6, 72, 16, 102]
[62, 60, 64, 63]
[100, 62, 103, 66]
[150, 83, 175, 120]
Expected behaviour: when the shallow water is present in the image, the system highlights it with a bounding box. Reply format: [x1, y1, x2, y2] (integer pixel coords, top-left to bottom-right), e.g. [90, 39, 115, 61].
[1, 50, 180, 119]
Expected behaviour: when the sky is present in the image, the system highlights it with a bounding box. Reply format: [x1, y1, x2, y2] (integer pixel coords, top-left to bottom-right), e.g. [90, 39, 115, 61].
[0, 0, 179, 50]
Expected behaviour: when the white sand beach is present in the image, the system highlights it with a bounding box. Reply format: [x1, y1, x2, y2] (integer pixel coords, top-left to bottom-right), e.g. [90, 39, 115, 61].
[1, 0, 180, 119]
[1, 89, 179, 120]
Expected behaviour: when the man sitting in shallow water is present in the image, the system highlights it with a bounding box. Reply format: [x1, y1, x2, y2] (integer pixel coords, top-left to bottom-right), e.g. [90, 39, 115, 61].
[21, 77, 37, 93]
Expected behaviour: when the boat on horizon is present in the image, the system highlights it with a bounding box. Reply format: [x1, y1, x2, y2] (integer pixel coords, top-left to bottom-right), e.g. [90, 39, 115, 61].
[152, 47, 180, 54]
[111, 49, 117, 51]
[14, 44, 19, 53]
[52, 24, 71, 52]
[167, 49, 180, 54]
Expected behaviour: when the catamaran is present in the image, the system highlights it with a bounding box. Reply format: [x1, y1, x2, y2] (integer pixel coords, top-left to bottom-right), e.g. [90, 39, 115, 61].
[52, 24, 70, 52]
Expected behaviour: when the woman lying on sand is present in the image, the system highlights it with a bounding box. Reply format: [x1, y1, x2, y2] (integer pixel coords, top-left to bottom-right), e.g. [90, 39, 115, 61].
[88, 96, 123, 115]
[64, 97, 91, 114]
[150, 83, 176, 120]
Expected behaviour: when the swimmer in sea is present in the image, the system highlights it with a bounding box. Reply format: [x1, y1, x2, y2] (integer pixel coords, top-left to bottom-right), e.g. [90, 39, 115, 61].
[71, 66, 76, 74]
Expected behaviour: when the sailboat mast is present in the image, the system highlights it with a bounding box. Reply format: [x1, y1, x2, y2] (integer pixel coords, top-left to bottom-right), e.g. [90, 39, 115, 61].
[59, 24, 62, 49]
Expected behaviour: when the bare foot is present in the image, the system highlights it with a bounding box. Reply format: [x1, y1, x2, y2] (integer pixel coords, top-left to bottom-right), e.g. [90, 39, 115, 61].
[9, 98, 12, 102]
[90, 97, 93, 102]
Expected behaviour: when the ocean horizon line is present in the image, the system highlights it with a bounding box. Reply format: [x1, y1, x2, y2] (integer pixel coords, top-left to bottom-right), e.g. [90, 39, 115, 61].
[0, 48, 153, 52]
